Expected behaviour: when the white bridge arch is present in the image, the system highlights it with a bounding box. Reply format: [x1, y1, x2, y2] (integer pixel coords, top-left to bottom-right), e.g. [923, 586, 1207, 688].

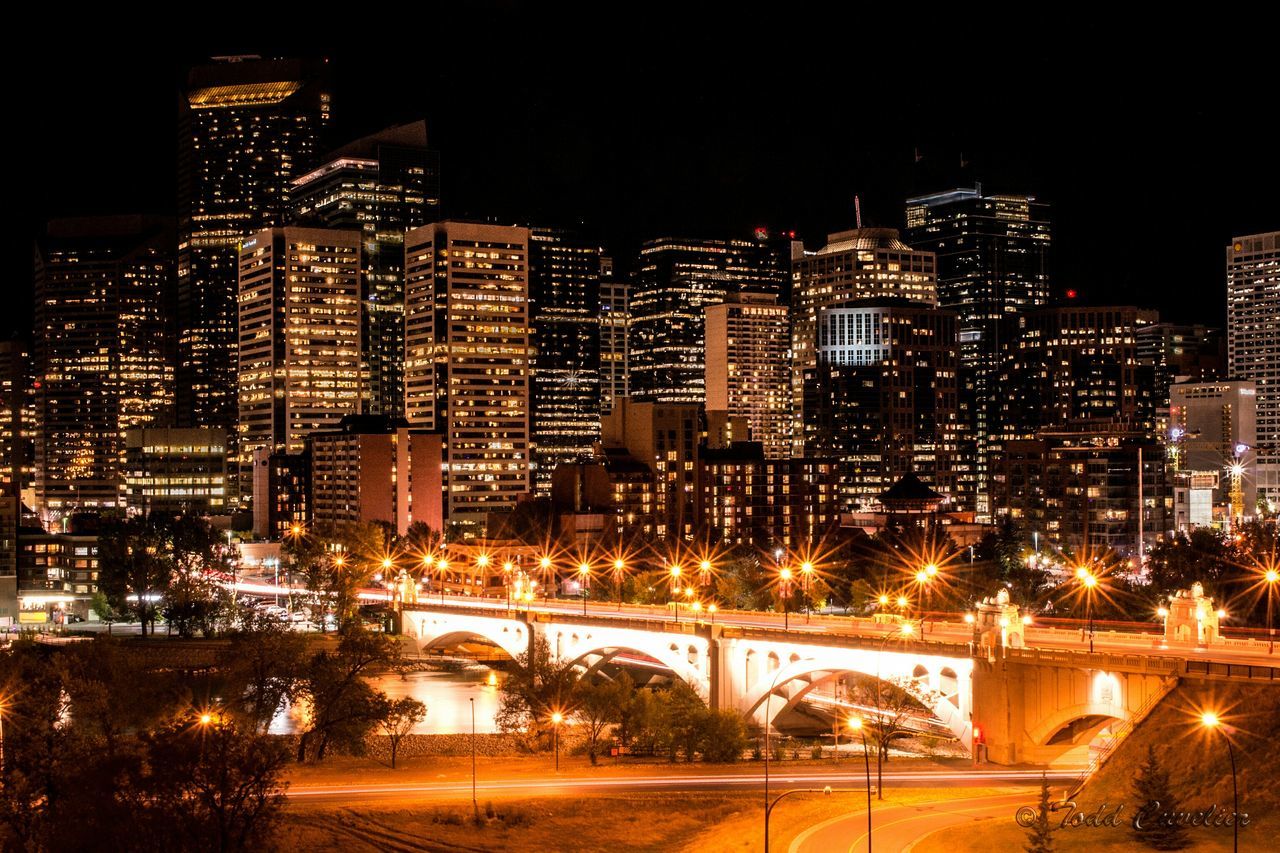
[401, 610, 531, 660]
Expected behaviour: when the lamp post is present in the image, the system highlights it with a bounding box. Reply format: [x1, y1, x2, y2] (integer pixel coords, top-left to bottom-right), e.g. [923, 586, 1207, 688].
[669, 564, 682, 623]
[551, 711, 563, 772]
[849, 717, 873, 850]
[708, 603, 717, 626]
[1200, 712, 1238, 853]
[762, 664, 787, 853]
[503, 561, 514, 612]
[871, 623, 913, 799]
[539, 556, 553, 601]
[470, 696, 478, 820]
[1265, 567, 1278, 654]
[578, 562, 591, 616]
[613, 558, 626, 612]
[779, 567, 793, 630]
[438, 558, 450, 604]
[799, 561, 814, 623]
[1078, 569, 1098, 653]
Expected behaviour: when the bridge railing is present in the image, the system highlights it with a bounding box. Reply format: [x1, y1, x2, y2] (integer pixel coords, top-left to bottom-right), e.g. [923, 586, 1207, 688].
[1183, 659, 1280, 681]
[1004, 647, 1183, 676]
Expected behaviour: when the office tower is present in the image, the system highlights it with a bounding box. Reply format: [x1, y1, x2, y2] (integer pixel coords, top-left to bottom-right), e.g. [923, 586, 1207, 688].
[802, 299, 965, 511]
[905, 185, 1051, 516]
[1168, 381, 1256, 529]
[997, 306, 1160, 447]
[551, 448, 656, 541]
[123, 428, 228, 515]
[251, 448, 309, 540]
[601, 399, 702, 540]
[1136, 323, 1225, 400]
[705, 292, 791, 458]
[291, 121, 439, 418]
[630, 234, 790, 404]
[33, 217, 174, 516]
[0, 341, 34, 499]
[404, 222, 531, 528]
[308, 415, 443, 536]
[177, 56, 331, 445]
[1226, 232, 1280, 504]
[996, 426, 1169, 557]
[528, 228, 601, 496]
[599, 257, 629, 415]
[237, 227, 361, 495]
[698, 443, 839, 549]
[790, 227, 936, 451]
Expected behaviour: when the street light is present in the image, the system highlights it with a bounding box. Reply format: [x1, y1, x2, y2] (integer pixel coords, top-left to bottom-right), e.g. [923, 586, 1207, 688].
[1200, 712, 1239, 853]
[799, 561, 815, 622]
[438, 558, 450, 603]
[1264, 567, 1278, 654]
[848, 716, 873, 850]
[708, 603, 718, 626]
[779, 567, 793, 630]
[577, 562, 591, 616]
[1079, 570, 1099, 652]
[503, 561, 514, 611]
[550, 711, 564, 772]
[612, 557, 627, 611]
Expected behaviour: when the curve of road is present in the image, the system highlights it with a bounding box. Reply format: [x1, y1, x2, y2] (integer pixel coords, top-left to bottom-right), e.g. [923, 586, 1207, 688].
[789, 791, 1031, 853]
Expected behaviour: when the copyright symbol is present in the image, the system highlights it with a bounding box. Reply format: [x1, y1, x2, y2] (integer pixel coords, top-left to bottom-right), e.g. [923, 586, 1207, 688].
[1015, 807, 1038, 827]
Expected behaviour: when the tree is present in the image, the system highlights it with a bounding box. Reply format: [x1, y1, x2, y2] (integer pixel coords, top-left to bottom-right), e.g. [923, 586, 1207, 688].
[698, 709, 749, 763]
[1131, 745, 1190, 850]
[657, 681, 707, 762]
[495, 636, 580, 742]
[574, 678, 622, 765]
[847, 674, 940, 798]
[375, 696, 427, 769]
[1024, 773, 1055, 853]
[164, 565, 232, 638]
[225, 611, 309, 732]
[140, 717, 289, 852]
[97, 514, 171, 636]
[296, 629, 399, 762]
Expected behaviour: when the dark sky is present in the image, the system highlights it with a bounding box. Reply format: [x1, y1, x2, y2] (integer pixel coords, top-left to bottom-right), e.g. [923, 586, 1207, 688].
[11, 9, 1278, 336]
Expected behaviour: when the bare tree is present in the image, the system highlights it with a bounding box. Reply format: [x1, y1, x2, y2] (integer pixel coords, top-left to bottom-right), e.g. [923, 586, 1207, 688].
[847, 674, 940, 798]
[376, 696, 427, 769]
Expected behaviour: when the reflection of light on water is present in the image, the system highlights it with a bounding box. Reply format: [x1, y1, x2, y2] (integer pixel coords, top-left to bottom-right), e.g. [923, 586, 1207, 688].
[268, 668, 506, 735]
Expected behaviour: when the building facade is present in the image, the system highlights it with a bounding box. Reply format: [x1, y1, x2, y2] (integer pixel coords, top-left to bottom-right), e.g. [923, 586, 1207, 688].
[630, 234, 790, 404]
[1168, 381, 1257, 529]
[177, 56, 331, 453]
[601, 399, 702, 540]
[290, 121, 439, 418]
[905, 185, 1051, 517]
[705, 292, 791, 458]
[802, 300, 966, 511]
[528, 228, 601, 496]
[404, 222, 531, 528]
[237, 227, 362, 495]
[599, 257, 629, 416]
[1226, 231, 1279, 504]
[123, 428, 228, 515]
[33, 217, 174, 517]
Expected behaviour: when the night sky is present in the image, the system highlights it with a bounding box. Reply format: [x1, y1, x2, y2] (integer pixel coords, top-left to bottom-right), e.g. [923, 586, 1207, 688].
[12, 10, 1277, 337]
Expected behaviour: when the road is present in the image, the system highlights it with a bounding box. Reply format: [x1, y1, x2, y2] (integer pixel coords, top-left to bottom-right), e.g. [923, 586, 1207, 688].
[789, 791, 1031, 853]
[286, 768, 1073, 806]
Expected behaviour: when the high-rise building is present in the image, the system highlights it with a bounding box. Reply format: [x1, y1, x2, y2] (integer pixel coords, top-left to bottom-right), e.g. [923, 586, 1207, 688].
[291, 121, 439, 418]
[1226, 231, 1280, 504]
[630, 234, 790, 404]
[404, 222, 531, 528]
[996, 305, 1159, 449]
[599, 257, 629, 415]
[802, 299, 965, 511]
[528, 228, 601, 496]
[601, 399, 702, 540]
[905, 185, 1051, 516]
[697, 443, 839, 549]
[177, 56, 331, 450]
[0, 341, 34, 501]
[1168, 381, 1256, 529]
[237, 227, 362, 496]
[33, 217, 174, 517]
[308, 415, 443, 536]
[705, 292, 791, 458]
[123, 428, 228, 516]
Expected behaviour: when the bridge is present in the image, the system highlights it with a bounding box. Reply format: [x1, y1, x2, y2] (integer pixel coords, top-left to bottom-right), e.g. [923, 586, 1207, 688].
[399, 597, 1279, 767]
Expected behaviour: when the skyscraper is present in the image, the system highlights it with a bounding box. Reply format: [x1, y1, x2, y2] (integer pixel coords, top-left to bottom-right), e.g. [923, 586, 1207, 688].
[290, 121, 439, 418]
[236, 227, 361, 495]
[528, 228, 601, 496]
[705, 292, 792, 458]
[177, 56, 331, 453]
[404, 222, 531, 529]
[791, 227, 937, 451]
[1226, 231, 1280, 504]
[599, 257, 629, 416]
[630, 234, 790, 404]
[33, 217, 174, 516]
[802, 299, 964, 511]
[905, 185, 1050, 517]
[1168, 380, 1256, 529]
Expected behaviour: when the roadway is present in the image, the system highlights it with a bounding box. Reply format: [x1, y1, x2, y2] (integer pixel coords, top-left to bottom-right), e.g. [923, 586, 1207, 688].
[789, 791, 1032, 853]
[285, 768, 1073, 806]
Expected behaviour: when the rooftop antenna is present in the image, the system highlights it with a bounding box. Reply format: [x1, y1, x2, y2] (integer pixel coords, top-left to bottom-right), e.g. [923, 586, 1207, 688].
[854, 195, 863, 229]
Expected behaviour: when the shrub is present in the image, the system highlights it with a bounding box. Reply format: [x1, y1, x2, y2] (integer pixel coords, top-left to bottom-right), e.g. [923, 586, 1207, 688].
[810, 743, 824, 760]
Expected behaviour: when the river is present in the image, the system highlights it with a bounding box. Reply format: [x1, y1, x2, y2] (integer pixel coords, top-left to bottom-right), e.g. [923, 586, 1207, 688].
[269, 665, 506, 735]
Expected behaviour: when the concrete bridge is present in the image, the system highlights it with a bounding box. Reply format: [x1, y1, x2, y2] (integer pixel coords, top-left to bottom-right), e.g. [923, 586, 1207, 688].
[399, 602, 1273, 766]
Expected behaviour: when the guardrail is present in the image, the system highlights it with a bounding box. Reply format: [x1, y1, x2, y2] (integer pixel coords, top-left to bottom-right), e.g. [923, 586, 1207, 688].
[1183, 659, 1280, 681]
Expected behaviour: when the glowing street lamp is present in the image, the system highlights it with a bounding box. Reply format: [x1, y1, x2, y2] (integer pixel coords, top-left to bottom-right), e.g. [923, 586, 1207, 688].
[847, 717, 873, 846]
[779, 567, 793, 630]
[1200, 712, 1239, 853]
[799, 561, 815, 622]
[1264, 565, 1279, 653]
[577, 562, 591, 615]
[612, 558, 627, 611]
[550, 711, 564, 772]
[438, 558, 450, 603]
[708, 603, 718, 626]
[1078, 570, 1099, 652]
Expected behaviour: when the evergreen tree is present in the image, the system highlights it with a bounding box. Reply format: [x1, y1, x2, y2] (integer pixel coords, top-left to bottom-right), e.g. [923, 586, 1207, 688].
[1024, 773, 1055, 853]
[1131, 745, 1190, 850]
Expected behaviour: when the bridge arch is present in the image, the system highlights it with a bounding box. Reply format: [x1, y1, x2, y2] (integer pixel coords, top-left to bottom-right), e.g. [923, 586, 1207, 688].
[550, 624, 711, 701]
[401, 611, 529, 660]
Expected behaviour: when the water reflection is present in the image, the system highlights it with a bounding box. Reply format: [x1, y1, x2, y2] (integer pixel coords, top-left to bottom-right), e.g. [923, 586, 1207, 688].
[269, 666, 504, 735]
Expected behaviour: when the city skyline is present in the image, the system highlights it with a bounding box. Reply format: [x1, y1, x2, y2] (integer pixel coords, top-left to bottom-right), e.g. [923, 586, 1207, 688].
[11, 19, 1278, 337]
